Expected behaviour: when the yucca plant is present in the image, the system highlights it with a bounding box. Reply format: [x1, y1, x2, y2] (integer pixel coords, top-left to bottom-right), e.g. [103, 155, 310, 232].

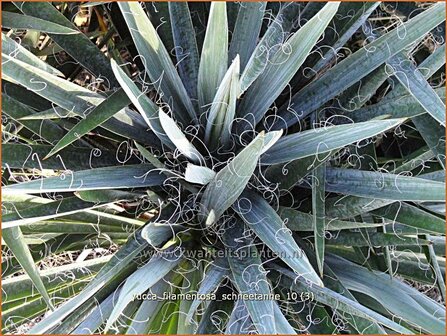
[1, 1, 446, 334]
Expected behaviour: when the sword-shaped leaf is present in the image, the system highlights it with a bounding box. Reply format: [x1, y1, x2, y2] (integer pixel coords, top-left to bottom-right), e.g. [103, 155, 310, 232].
[16, 107, 76, 120]
[234, 190, 323, 286]
[201, 131, 265, 224]
[421, 234, 446, 301]
[311, 2, 380, 74]
[237, 2, 339, 130]
[118, 2, 197, 124]
[2, 11, 78, 34]
[370, 42, 446, 166]
[272, 264, 413, 334]
[27, 234, 149, 333]
[324, 167, 445, 201]
[327, 255, 445, 334]
[326, 231, 429, 247]
[372, 202, 445, 235]
[159, 109, 204, 163]
[295, 237, 387, 334]
[325, 196, 394, 219]
[186, 257, 229, 323]
[3, 196, 106, 228]
[1, 143, 118, 170]
[2, 33, 63, 76]
[126, 274, 176, 334]
[110, 59, 173, 148]
[2, 257, 107, 305]
[198, 2, 228, 109]
[117, 2, 196, 123]
[3, 227, 54, 311]
[228, 2, 266, 70]
[104, 250, 183, 331]
[262, 119, 402, 165]
[389, 43, 446, 99]
[141, 222, 186, 248]
[177, 266, 201, 334]
[13, 1, 117, 86]
[226, 299, 255, 334]
[168, 2, 199, 101]
[350, 87, 445, 122]
[45, 89, 131, 159]
[387, 52, 446, 126]
[273, 302, 296, 334]
[240, 2, 302, 93]
[184, 163, 216, 185]
[204, 55, 240, 150]
[312, 164, 326, 277]
[413, 114, 446, 168]
[278, 206, 383, 231]
[265, 151, 335, 190]
[2, 54, 152, 145]
[3, 164, 165, 194]
[71, 291, 115, 334]
[224, 223, 276, 334]
[273, 2, 446, 129]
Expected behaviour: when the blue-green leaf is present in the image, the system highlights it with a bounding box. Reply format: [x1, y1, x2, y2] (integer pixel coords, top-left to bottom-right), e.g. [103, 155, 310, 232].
[159, 109, 204, 163]
[387, 52, 445, 126]
[3, 227, 54, 311]
[198, 2, 228, 109]
[312, 164, 326, 277]
[13, 1, 117, 86]
[2, 54, 152, 145]
[327, 255, 445, 334]
[228, 2, 266, 70]
[324, 168, 445, 201]
[240, 3, 302, 93]
[273, 2, 446, 129]
[186, 258, 229, 323]
[110, 59, 172, 148]
[273, 264, 413, 334]
[278, 206, 383, 231]
[2, 11, 78, 34]
[2, 196, 107, 228]
[235, 190, 323, 286]
[118, 2, 197, 124]
[372, 202, 445, 235]
[141, 222, 186, 249]
[105, 249, 183, 331]
[2, 33, 63, 76]
[168, 2, 199, 102]
[237, 2, 339, 131]
[201, 131, 265, 224]
[1, 143, 117, 170]
[3, 164, 165, 194]
[204, 55, 240, 151]
[224, 223, 276, 334]
[184, 163, 216, 185]
[45, 88, 131, 159]
[262, 119, 402, 165]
